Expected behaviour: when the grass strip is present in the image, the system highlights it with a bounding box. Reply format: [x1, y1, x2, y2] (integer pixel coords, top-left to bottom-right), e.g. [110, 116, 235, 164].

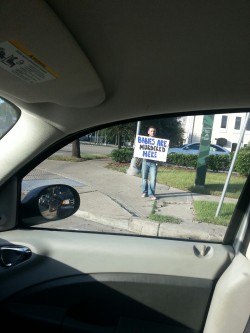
[193, 201, 236, 226]
[49, 153, 110, 162]
[149, 200, 182, 224]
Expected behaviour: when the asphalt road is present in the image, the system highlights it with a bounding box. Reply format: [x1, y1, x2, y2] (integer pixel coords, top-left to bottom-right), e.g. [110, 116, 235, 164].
[23, 143, 135, 234]
[32, 214, 135, 234]
[55, 142, 116, 156]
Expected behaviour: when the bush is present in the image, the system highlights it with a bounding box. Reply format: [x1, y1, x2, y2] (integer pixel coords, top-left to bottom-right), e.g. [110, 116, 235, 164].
[111, 148, 133, 162]
[235, 146, 250, 177]
[167, 153, 230, 172]
[167, 153, 197, 168]
[207, 154, 230, 172]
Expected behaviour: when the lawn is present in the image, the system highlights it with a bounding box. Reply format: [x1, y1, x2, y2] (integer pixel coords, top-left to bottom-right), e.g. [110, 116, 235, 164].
[157, 166, 245, 199]
[48, 156, 244, 226]
[49, 153, 110, 162]
[106, 162, 243, 226]
[107, 162, 246, 200]
[193, 201, 236, 226]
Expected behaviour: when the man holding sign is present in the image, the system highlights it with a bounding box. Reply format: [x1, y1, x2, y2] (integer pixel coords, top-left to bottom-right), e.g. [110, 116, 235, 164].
[134, 126, 169, 200]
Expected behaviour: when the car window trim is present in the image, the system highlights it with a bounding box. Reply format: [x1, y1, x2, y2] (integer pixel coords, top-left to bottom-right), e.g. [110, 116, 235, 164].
[223, 172, 250, 245]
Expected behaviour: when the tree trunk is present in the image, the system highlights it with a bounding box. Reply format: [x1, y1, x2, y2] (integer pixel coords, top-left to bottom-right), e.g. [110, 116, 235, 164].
[72, 139, 81, 158]
[117, 134, 122, 149]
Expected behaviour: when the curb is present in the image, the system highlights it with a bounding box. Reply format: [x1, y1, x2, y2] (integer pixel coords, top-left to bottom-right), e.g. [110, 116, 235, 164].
[74, 210, 225, 242]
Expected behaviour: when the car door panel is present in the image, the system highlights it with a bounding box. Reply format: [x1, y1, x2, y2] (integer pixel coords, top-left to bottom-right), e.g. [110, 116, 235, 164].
[0, 229, 234, 332]
[203, 252, 250, 333]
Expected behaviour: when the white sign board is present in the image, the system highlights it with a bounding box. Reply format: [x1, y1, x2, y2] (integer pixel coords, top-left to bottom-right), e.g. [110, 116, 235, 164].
[133, 135, 170, 162]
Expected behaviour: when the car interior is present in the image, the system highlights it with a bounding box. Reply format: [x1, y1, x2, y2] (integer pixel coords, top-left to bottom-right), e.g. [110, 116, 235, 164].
[0, 1, 250, 332]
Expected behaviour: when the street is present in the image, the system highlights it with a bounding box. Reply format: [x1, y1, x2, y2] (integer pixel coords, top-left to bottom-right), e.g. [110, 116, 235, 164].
[23, 144, 136, 235]
[54, 142, 116, 156]
[32, 214, 135, 234]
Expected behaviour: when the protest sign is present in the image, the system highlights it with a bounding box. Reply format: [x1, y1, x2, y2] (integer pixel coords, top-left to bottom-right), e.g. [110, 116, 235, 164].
[133, 135, 170, 162]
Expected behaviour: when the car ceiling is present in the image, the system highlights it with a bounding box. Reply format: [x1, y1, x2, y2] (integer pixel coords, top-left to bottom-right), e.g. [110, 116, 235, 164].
[0, 0, 250, 132]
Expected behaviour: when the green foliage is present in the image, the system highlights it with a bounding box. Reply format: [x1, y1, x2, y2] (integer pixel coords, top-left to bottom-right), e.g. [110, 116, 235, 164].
[140, 117, 185, 146]
[111, 148, 133, 162]
[49, 153, 109, 162]
[235, 146, 250, 177]
[207, 154, 230, 172]
[99, 117, 185, 149]
[167, 153, 197, 168]
[149, 200, 181, 224]
[193, 201, 236, 226]
[167, 153, 230, 172]
[104, 122, 137, 148]
[149, 213, 182, 224]
[107, 162, 246, 199]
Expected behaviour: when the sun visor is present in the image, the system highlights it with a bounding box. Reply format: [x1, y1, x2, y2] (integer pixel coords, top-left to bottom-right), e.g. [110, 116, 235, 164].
[0, 0, 105, 107]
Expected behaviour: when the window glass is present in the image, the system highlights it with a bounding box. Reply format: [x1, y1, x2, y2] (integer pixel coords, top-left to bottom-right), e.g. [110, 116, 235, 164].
[220, 115, 228, 129]
[211, 145, 223, 152]
[246, 117, 250, 131]
[190, 144, 200, 150]
[0, 97, 20, 139]
[21, 112, 249, 243]
[234, 117, 241, 130]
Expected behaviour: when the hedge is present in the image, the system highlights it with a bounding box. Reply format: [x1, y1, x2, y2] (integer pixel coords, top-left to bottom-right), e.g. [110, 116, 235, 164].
[167, 153, 230, 172]
[111, 148, 133, 163]
[235, 146, 250, 177]
[111, 148, 249, 176]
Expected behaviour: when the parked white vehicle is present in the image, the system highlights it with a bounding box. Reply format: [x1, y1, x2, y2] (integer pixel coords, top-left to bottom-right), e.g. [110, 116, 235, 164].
[168, 142, 230, 155]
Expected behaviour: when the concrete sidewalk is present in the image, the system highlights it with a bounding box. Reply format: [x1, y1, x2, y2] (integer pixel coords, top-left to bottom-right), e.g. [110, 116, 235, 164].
[39, 158, 237, 241]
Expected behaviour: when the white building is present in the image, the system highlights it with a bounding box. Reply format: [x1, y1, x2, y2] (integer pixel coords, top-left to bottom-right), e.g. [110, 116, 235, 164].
[181, 112, 250, 151]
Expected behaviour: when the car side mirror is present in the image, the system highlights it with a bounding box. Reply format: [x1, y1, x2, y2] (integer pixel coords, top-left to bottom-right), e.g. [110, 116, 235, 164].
[21, 184, 80, 225]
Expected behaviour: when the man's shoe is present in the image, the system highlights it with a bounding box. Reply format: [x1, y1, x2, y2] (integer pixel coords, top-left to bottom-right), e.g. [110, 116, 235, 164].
[149, 195, 157, 200]
[141, 193, 147, 197]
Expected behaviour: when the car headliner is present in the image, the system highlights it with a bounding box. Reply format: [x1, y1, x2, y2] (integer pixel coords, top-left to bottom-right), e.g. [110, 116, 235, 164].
[0, 0, 250, 134]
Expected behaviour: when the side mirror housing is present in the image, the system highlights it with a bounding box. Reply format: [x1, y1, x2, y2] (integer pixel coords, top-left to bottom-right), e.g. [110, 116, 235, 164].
[21, 184, 80, 225]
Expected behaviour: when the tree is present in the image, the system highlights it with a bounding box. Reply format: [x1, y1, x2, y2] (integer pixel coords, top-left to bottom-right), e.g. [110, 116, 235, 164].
[140, 117, 184, 146]
[72, 139, 81, 158]
[105, 122, 137, 149]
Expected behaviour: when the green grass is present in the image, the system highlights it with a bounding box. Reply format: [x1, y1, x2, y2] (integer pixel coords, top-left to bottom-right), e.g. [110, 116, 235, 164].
[193, 201, 236, 226]
[149, 213, 182, 224]
[149, 200, 182, 224]
[157, 166, 245, 199]
[47, 157, 243, 226]
[107, 162, 243, 226]
[49, 153, 110, 162]
[106, 163, 246, 199]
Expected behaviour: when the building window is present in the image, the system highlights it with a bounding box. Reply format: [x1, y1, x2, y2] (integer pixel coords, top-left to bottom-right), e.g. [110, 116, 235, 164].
[221, 115, 228, 129]
[234, 117, 241, 130]
[246, 117, 250, 131]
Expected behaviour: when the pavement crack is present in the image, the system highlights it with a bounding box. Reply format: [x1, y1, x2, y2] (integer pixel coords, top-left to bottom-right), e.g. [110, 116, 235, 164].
[78, 190, 97, 194]
[104, 194, 139, 217]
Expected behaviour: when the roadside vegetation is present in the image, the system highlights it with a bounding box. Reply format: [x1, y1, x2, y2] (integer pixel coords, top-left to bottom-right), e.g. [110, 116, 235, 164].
[149, 200, 182, 224]
[107, 162, 241, 226]
[48, 152, 242, 226]
[49, 153, 110, 162]
[107, 162, 245, 199]
[193, 201, 236, 226]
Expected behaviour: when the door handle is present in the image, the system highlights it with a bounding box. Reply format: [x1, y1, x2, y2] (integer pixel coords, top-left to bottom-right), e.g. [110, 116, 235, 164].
[193, 244, 214, 258]
[0, 245, 32, 267]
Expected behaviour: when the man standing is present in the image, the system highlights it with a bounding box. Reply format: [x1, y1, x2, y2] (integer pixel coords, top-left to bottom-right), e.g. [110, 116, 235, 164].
[141, 126, 158, 200]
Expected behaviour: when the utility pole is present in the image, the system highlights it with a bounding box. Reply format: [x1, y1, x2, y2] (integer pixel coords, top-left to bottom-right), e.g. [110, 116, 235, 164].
[195, 114, 214, 187]
[127, 121, 141, 176]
